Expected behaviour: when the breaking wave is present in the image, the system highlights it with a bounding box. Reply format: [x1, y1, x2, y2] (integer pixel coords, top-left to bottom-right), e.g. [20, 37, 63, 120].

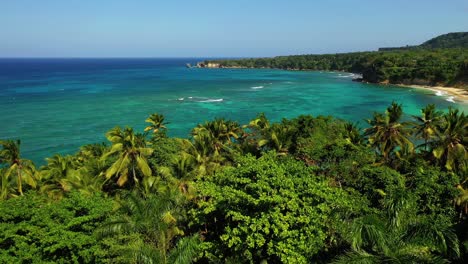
[198, 98, 224, 103]
[174, 96, 224, 103]
[435, 91, 447, 96]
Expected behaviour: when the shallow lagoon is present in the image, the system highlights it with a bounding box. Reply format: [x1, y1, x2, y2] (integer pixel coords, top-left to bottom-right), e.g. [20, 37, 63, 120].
[0, 58, 466, 164]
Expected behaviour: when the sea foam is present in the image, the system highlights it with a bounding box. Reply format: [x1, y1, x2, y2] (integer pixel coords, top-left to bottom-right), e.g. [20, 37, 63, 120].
[199, 98, 224, 103]
[174, 96, 224, 103]
[336, 73, 357, 78]
[251, 86, 264, 89]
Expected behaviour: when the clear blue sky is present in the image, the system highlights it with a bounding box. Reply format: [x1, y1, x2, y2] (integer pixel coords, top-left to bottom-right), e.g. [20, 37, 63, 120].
[1, 0, 467, 57]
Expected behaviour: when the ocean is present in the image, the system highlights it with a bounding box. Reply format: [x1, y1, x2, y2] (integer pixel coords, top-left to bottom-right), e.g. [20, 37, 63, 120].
[0, 58, 465, 165]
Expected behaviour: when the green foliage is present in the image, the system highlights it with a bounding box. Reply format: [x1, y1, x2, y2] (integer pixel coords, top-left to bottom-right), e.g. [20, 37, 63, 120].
[191, 152, 365, 263]
[207, 48, 468, 87]
[431, 108, 468, 172]
[103, 126, 153, 187]
[407, 164, 460, 215]
[0, 139, 37, 198]
[0, 191, 115, 263]
[379, 32, 468, 51]
[412, 104, 444, 151]
[335, 194, 460, 263]
[420, 32, 468, 49]
[1, 102, 467, 263]
[145, 113, 168, 134]
[148, 137, 184, 168]
[97, 191, 200, 264]
[364, 102, 414, 162]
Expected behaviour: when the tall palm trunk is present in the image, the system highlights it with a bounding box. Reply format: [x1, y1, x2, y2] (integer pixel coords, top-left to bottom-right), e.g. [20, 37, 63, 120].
[17, 163, 23, 195]
[161, 230, 167, 264]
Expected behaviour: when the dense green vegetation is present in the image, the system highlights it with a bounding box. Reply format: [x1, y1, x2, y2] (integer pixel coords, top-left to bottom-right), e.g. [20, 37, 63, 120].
[379, 32, 468, 51]
[1, 104, 467, 263]
[207, 48, 468, 87]
[205, 33, 468, 88]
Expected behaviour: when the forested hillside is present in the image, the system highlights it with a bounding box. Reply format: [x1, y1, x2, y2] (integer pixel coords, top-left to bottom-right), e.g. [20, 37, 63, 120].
[206, 48, 468, 88]
[205, 33, 468, 88]
[1, 104, 467, 263]
[379, 32, 468, 51]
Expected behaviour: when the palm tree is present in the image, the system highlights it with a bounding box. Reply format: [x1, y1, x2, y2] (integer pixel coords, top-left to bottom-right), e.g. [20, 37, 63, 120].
[431, 108, 467, 171]
[334, 194, 460, 263]
[257, 123, 293, 155]
[224, 119, 242, 144]
[38, 154, 76, 199]
[455, 184, 468, 217]
[412, 104, 443, 151]
[37, 154, 108, 198]
[364, 102, 414, 161]
[40, 154, 75, 180]
[97, 192, 199, 264]
[178, 138, 223, 178]
[102, 127, 153, 186]
[76, 143, 108, 161]
[246, 112, 270, 131]
[0, 168, 11, 200]
[240, 113, 271, 155]
[60, 168, 107, 196]
[0, 139, 36, 196]
[191, 118, 241, 156]
[344, 122, 362, 145]
[168, 153, 198, 198]
[145, 113, 168, 136]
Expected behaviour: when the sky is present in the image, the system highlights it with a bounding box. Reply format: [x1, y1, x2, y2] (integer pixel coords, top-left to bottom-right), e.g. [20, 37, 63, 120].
[0, 0, 467, 58]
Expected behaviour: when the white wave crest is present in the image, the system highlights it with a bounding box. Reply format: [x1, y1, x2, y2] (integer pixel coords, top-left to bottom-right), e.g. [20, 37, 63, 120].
[337, 73, 359, 78]
[435, 91, 447, 96]
[174, 96, 223, 103]
[446, 96, 455, 103]
[251, 86, 264, 89]
[199, 98, 224, 103]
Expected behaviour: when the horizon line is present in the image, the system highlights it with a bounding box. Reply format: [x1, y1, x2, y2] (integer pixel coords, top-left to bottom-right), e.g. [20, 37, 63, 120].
[0, 56, 252, 59]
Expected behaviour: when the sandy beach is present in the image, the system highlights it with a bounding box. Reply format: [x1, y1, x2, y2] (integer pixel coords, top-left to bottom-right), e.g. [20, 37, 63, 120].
[396, 84, 468, 104]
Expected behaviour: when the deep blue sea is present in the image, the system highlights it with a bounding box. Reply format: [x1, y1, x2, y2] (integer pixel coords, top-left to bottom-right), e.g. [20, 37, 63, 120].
[0, 58, 466, 165]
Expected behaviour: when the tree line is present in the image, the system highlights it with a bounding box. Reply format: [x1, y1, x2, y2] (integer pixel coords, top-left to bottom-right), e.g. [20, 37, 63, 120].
[1, 104, 467, 263]
[206, 48, 468, 88]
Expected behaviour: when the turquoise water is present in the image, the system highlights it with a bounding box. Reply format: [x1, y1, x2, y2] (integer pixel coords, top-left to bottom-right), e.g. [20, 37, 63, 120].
[0, 58, 466, 165]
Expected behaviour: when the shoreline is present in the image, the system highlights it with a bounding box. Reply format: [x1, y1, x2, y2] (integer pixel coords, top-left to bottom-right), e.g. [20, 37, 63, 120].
[394, 84, 468, 104]
[198, 64, 468, 104]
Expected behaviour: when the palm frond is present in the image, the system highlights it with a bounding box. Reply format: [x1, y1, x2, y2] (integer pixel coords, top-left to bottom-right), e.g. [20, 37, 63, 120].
[332, 250, 379, 264]
[168, 234, 200, 264]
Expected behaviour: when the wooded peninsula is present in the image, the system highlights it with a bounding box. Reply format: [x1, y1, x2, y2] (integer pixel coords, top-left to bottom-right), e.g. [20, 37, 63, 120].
[203, 32, 468, 89]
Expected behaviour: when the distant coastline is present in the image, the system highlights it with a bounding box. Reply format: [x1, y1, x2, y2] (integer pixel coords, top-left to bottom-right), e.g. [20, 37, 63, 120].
[194, 33, 468, 101]
[194, 63, 468, 104]
[395, 84, 468, 104]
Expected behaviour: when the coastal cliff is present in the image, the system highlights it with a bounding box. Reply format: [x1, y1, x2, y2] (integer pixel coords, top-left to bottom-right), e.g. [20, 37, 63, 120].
[199, 54, 467, 89]
[196, 33, 468, 90]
